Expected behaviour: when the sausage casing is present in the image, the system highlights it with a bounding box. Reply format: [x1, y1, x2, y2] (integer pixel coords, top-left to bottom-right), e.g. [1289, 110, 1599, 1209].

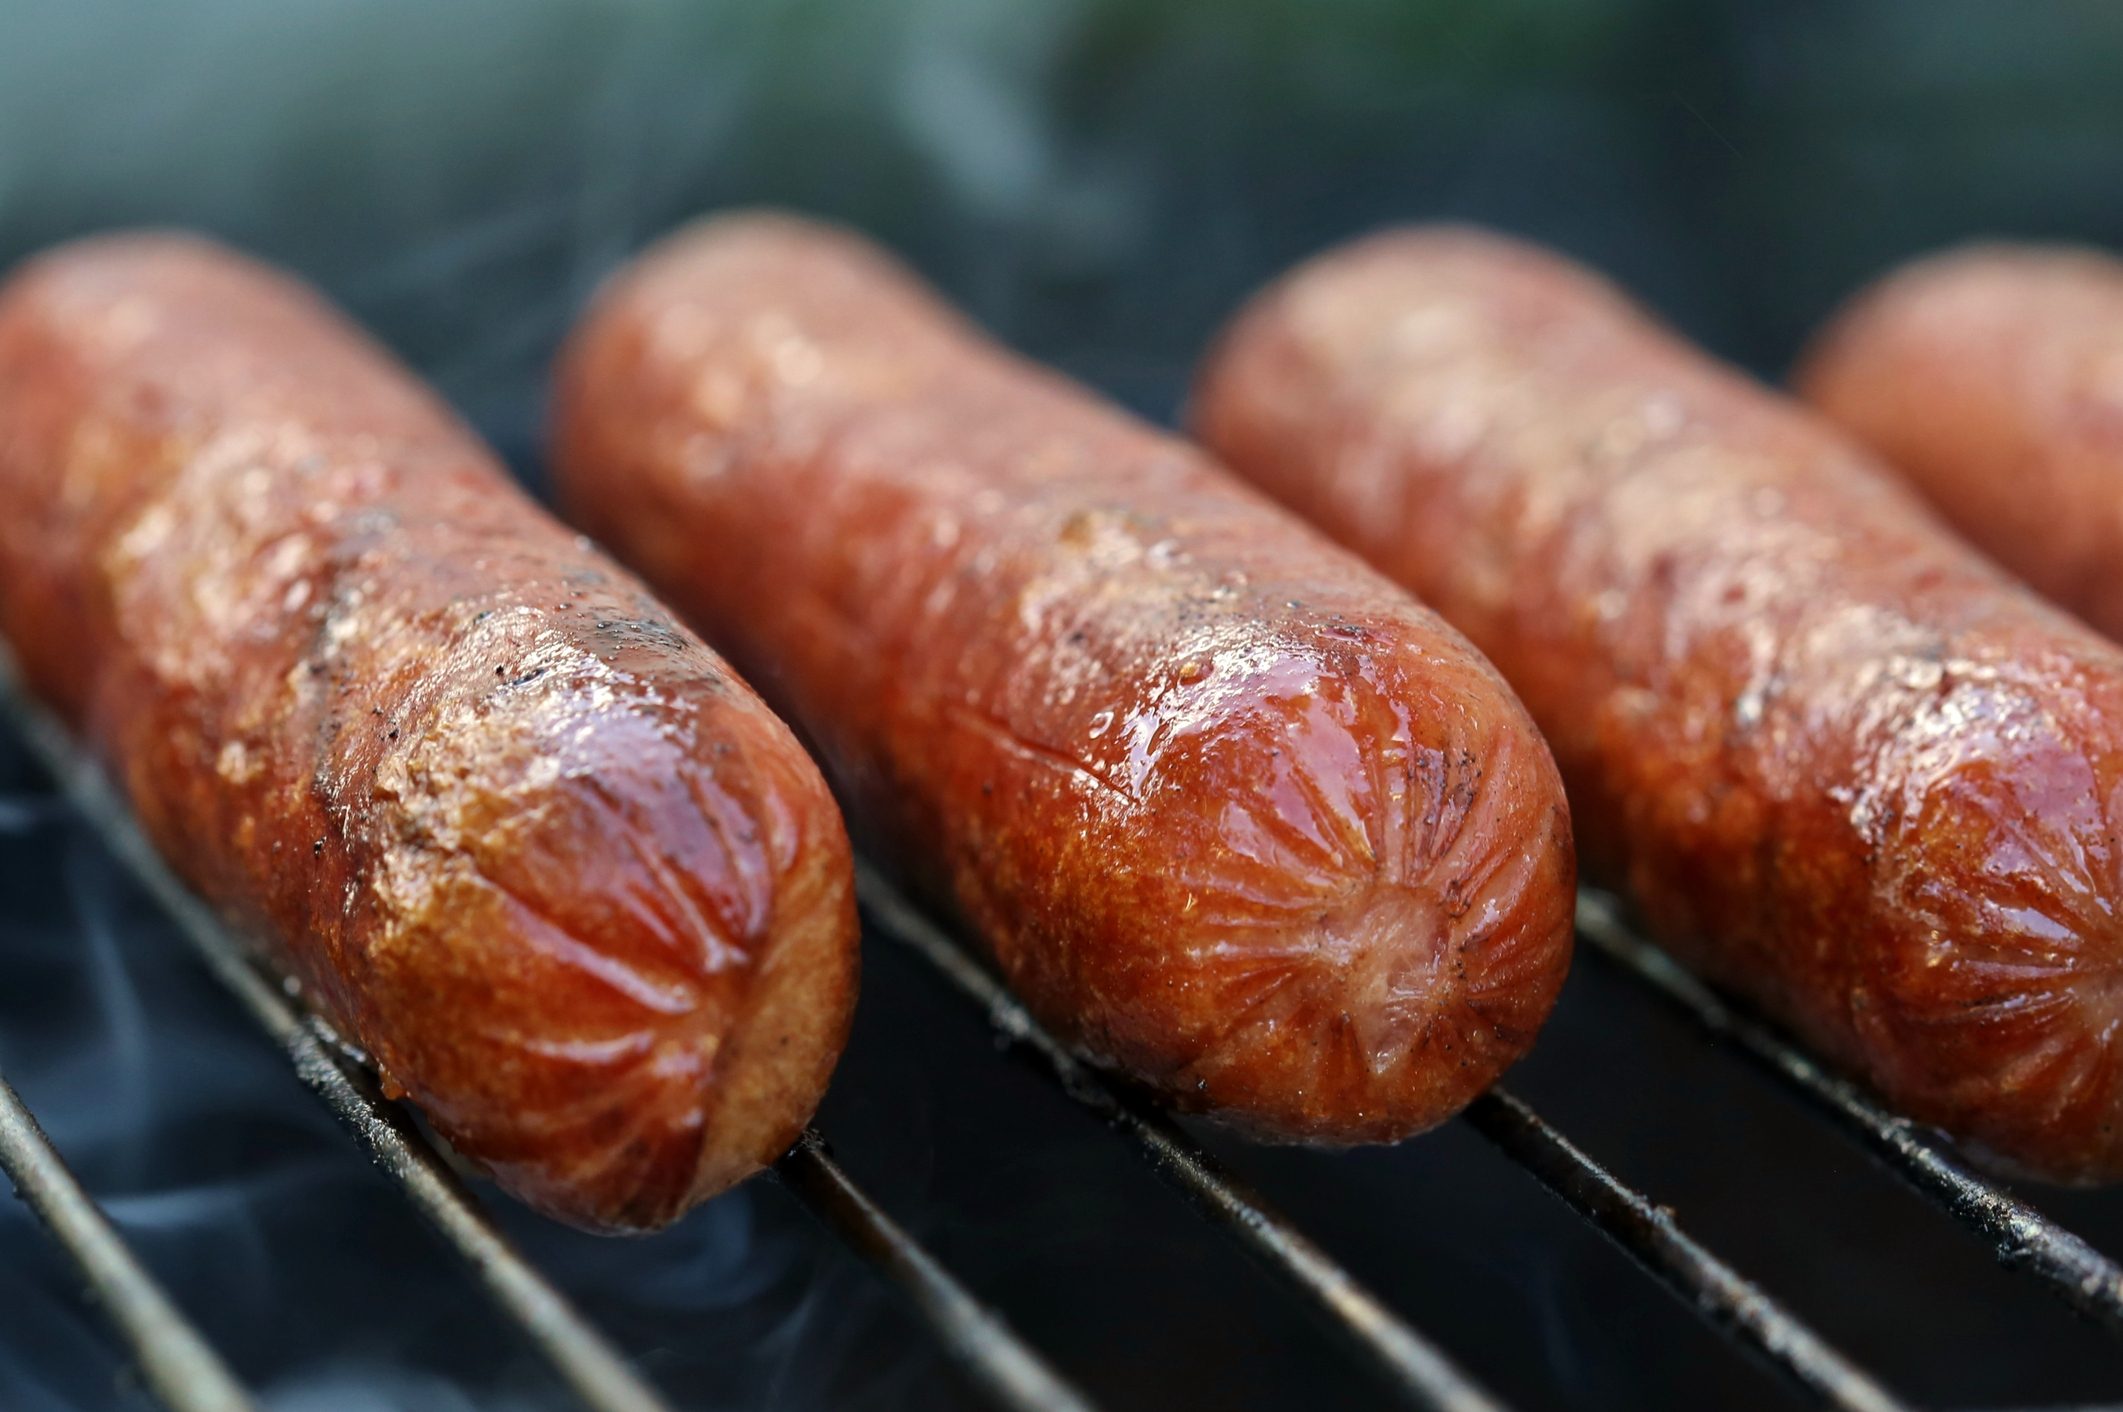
[550, 213, 1575, 1143]
[1194, 226, 2123, 1181]
[1799, 243, 2123, 642]
[0, 234, 858, 1230]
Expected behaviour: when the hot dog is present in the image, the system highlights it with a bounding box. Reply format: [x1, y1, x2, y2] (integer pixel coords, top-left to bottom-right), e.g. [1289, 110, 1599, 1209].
[0, 233, 858, 1231]
[549, 213, 1575, 1143]
[1798, 243, 2123, 642]
[1193, 226, 2123, 1181]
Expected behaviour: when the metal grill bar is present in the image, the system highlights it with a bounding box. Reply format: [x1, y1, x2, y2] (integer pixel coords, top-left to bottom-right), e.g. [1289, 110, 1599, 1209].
[0, 1070, 255, 1412]
[862, 866, 1931, 1412]
[1575, 891, 2123, 1340]
[776, 1131, 1097, 1412]
[1463, 1090, 1909, 1412]
[0, 688, 677, 1412]
[3, 675, 1094, 1412]
[855, 866, 1508, 1412]
[11, 634, 2114, 1412]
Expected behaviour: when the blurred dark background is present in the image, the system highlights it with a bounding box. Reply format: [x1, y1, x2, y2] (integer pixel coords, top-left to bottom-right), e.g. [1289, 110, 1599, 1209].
[5, 2, 2123, 1409]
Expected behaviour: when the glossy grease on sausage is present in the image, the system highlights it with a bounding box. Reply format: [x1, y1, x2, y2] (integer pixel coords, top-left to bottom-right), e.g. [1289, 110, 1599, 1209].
[551, 213, 1575, 1143]
[1800, 242, 2123, 642]
[0, 234, 858, 1230]
[1194, 225, 2123, 1181]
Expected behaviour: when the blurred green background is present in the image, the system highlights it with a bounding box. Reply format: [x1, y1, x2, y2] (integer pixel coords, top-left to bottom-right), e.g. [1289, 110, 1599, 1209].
[7, 0, 2122, 454]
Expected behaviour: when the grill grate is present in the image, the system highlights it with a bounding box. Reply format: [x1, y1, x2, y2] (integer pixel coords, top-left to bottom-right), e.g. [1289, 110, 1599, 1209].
[0, 671, 1085, 1412]
[852, 867, 1507, 1412]
[857, 868, 1903, 1412]
[1575, 895, 2123, 1337]
[0, 673, 673, 1412]
[3, 664, 2121, 1412]
[0, 1071, 254, 1412]
[773, 1132, 1094, 1412]
[1457, 1091, 1903, 1412]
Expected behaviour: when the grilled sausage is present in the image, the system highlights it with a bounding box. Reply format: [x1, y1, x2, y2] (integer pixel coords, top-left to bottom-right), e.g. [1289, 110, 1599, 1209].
[0, 233, 858, 1231]
[549, 213, 1574, 1143]
[1193, 225, 2123, 1181]
[1798, 242, 2123, 643]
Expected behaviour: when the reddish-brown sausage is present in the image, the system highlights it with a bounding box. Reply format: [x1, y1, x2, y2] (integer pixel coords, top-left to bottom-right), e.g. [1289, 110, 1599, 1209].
[0, 233, 858, 1231]
[550, 213, 1575, 1143]
[1194, 225, 2123, 1181]
[1799, 243, 2123, 642]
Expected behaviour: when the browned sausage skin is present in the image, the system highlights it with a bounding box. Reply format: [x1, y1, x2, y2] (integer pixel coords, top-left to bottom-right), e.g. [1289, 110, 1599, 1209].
[1194, 225, 2123, 1181]
[550, 213, 1574, 1144]
[1799, 243, 2123, 642]
[0, 233, 859, 1231]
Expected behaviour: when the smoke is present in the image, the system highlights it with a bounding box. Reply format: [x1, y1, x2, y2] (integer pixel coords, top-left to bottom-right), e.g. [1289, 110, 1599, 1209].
[0, 727, 863, 1409]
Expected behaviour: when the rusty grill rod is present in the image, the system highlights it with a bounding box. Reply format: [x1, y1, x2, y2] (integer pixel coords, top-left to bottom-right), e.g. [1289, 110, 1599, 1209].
[1575, 890, 2123, 1341]
[0, 1069, 256, 1412]
[856, 865, 1510, 1412]
[775, 1131, 1098, 1412]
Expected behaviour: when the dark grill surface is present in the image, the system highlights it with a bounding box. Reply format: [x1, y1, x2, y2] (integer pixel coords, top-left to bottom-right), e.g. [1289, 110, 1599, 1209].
[7, 4, 2123, 1410]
